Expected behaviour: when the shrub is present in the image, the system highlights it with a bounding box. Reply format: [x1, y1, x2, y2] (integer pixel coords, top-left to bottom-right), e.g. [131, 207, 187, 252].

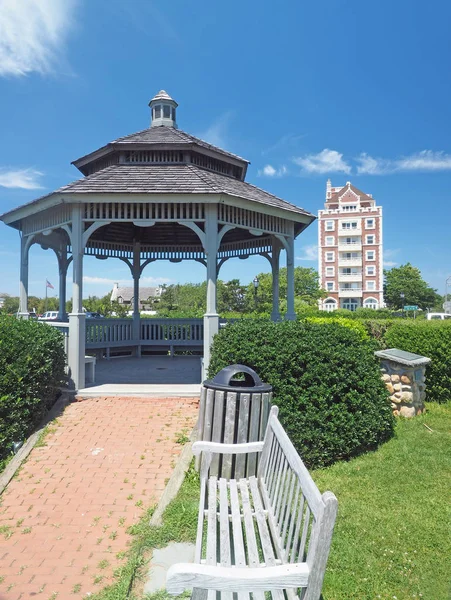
[0, 316, 66, 461]
[306, 316, 369, 341]
[383, 321, 451, 403]
[209, 319, 394, 469]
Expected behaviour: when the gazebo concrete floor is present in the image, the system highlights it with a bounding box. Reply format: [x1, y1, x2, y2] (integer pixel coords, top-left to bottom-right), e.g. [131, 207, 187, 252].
[77, 355, 202, 397]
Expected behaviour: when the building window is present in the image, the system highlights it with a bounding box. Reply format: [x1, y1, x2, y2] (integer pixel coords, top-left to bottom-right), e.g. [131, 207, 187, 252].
[364, 297, 378, 310]
[325, 236, 335, 246]
[341, 298, 360, 311]
[171, 107, 176, 121]
[325, 266, 335, 277]
[366, 266, 376, 276]
[366, 281, 376, 291]
[366, 250, 375, 261]
[366, 234, 375, 244]
[326, 282, 334, 291]
[342, 205, 357, 211]
[341, 221, 358, 230]
[163, 105, 171, 119]
[324, 298, 337, 312]
[325, 220, 334, 231]
[365, 218, 375, 229]
[325, 251, 335, 262]
[154, 105, 161, 119]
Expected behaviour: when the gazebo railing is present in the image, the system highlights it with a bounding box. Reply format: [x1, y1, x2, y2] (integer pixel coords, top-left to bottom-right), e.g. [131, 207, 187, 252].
[140, 318, 203, 345]
[86, 319, 134, 347]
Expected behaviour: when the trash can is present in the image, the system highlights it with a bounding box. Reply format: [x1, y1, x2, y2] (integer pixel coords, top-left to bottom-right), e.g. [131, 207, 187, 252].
[197, 364, 273, 479]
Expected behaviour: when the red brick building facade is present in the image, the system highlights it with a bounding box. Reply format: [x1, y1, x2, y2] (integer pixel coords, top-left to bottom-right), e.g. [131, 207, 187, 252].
[318, 180, 383, 311]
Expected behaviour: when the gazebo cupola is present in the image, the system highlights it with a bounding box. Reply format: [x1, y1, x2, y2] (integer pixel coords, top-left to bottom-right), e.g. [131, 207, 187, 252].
[149, 89, 178, 128]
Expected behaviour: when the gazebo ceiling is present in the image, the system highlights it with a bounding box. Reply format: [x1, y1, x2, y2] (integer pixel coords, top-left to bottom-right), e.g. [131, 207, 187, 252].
[86, 221, 267, 249]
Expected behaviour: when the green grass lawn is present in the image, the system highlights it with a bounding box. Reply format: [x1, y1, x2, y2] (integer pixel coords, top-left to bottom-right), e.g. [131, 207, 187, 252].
[94, 402, 450, 600]
[313, 402, 451, 600]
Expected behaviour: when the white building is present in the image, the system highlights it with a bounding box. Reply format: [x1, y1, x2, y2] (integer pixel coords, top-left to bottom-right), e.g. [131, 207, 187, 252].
[318, 180, 383, 311]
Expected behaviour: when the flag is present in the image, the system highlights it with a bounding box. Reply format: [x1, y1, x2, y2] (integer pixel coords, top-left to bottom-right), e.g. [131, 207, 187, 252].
[46, 279, 54, 289]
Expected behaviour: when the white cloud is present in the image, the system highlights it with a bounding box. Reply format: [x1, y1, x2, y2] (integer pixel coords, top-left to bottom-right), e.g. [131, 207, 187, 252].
[258, 164, 288, 177]
[0, 0, 77, 77]
[397, 150, 451, 171]
[383, 261, 398, 268]
[296, 245, 318, 261]
[0, 168, 44, 189]
[198, 112, 234, 149]
[293, 149, 351, 175]
[357, 150, 451, 175]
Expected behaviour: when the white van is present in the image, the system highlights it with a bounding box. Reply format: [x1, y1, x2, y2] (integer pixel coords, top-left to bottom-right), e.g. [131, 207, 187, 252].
[38, 311, 59, 321]
[426, 313, 451, 320]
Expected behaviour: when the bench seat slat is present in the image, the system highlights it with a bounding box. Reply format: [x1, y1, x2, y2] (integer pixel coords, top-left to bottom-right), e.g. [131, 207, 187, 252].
[248, 476, 276, 567]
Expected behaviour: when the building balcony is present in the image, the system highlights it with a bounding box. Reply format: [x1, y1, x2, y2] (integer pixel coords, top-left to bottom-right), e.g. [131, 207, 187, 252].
[338, 241, 362, 251]
[338, 272, 362, 283]
[338, 225, 362, 235]
[338, 288, 363, 298]
[338, 256, 363, 267]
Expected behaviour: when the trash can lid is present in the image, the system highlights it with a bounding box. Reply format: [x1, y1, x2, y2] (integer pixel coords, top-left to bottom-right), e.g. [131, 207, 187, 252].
[203, 364, 272, 393]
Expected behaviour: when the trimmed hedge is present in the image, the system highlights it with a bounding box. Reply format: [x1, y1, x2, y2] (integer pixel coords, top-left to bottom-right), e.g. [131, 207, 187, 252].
[383, 321, 451, 403]
[0, 316, 65, 462]
[209, 320, 394, 469]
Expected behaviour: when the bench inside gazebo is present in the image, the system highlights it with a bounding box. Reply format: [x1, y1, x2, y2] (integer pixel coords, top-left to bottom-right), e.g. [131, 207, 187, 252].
[0, 90, 315, 391]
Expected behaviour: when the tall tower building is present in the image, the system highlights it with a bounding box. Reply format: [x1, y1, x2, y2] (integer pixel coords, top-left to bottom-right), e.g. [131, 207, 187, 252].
[318, 180, 383, 311]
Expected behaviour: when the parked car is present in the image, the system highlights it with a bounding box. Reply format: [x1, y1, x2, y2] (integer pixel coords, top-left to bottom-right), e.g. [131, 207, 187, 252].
[426, 312, 451, 320]
[85, 312, 104, 318]
[38, 311, 59, 321]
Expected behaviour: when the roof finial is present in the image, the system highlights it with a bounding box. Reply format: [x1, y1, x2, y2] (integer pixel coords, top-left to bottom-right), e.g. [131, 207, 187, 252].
[149, 90, 178, 129]
[326, 178, 332, 200]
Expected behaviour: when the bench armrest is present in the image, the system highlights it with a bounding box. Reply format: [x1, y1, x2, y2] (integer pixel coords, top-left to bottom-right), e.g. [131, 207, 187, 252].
[166, 562, 309, 595]
[192, 440, 264, 457]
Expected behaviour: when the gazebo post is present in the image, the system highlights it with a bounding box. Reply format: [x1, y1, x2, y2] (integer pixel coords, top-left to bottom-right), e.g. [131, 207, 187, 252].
[132, 242, 141, 357]
[203, 204, 219, 379]
[285, 227, 296, 321]
[18, 235, 30, 318]
[271, 237, 281, 321]
[57, 245, 68, 321]
[68, 205, 86, 390]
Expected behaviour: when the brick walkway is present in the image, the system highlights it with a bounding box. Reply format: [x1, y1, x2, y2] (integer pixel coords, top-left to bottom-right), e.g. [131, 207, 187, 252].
[0, 396, 198, 599]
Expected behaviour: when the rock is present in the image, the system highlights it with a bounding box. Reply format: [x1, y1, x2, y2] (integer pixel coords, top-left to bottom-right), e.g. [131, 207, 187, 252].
[420, 391, 426, 401]
[382, 374, 391, 383]
[400, 391, 413, 402]
[393, 410, 400, 417]
[401, 384, 411, 391]
[400, 406, 416, 418]
[401, 375, 411, 384]
[386, 383, 395, 394]
[391, 374, 400, 383]
[391, 395, 402, 404]
[391, 402, 397, 409]
[393, 383, 402, 391]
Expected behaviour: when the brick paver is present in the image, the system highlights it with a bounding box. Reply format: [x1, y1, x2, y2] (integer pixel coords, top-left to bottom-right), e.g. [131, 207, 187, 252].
[0, 396, 198, 599]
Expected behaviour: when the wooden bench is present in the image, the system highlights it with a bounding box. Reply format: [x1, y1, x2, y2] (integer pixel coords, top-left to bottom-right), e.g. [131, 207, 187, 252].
[166, 406, 338, 600]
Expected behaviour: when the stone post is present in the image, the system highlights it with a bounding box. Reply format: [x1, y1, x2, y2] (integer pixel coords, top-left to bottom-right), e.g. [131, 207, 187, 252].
[375, 349, 431, 417]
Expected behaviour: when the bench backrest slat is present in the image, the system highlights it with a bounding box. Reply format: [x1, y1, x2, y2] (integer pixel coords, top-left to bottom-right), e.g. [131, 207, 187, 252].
[258, 408, 338, 599]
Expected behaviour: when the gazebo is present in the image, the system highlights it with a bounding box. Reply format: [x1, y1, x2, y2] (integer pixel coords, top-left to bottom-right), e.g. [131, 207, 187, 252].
[1, 90, 315, 390]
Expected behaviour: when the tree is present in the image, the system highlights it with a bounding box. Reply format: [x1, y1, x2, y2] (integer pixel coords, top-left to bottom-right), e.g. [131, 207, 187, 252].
[244, 267, 325, 314]
[0, 295, 19, 314]
[384, 263, 440, 310]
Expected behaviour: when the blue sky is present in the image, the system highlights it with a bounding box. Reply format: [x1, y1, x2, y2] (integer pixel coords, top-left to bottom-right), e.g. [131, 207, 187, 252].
[0, 0, 450, 300]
